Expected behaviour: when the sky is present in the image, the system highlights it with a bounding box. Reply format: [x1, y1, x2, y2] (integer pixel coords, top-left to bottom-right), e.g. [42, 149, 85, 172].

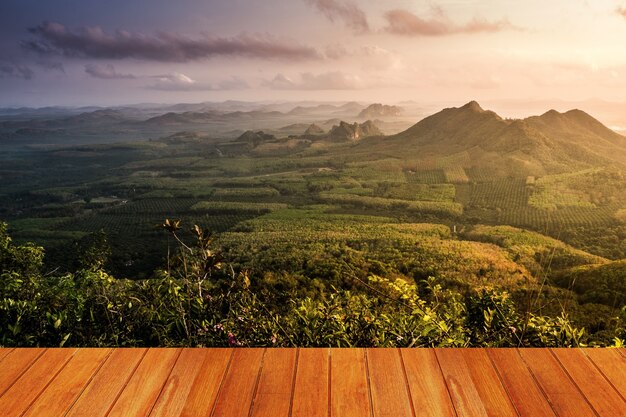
[2, 0, 626, 107]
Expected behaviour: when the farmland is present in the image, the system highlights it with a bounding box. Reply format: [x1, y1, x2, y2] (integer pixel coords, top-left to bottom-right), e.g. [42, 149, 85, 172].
[3, 129, 626, 274]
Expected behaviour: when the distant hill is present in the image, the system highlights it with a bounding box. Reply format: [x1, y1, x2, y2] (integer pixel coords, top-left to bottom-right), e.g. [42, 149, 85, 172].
[287, 102, 366, 117]
[304, 123, 325, 136]
[329, 120, 383, 141]
[237, 130, 276, 147]
[369, 101, 626, 177]
[358, 103, 403, 119]
[143, 110, 284, 126]
[1, 109, 131, 129]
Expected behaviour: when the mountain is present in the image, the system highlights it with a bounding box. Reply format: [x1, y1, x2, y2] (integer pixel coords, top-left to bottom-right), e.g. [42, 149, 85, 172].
[143, 110, 283, 126]
[237, 130, 276, 147]
[288, 104, 338, 116]
[358, 103, 403, 118]
[287, 102, 365, 117]
[1, 109, 131, 129]
[304, 123, 325, 136]
[372, 101, 626, 177]
[329, 120, 383, 141]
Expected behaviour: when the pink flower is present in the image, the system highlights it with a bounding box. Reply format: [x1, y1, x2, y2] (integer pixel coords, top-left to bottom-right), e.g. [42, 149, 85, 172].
[228, 332, 237, 347]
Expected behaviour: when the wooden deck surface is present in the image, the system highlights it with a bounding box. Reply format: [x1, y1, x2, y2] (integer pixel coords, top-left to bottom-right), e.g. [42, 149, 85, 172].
[0, 348, 624, 417]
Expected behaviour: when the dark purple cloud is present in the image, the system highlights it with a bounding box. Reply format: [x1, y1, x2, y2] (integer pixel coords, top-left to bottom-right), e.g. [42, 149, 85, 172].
[304, 0, 369, 33]
[384, 8, 515, 36]
[0, 63, 34, 80]
[23, 21, 321, 62]
[36, 60, 65, 73]
[85, 63, 135, 79]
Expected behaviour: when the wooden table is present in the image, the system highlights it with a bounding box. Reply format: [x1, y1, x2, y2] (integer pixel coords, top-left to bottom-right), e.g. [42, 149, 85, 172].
[0, 348, 624, 416]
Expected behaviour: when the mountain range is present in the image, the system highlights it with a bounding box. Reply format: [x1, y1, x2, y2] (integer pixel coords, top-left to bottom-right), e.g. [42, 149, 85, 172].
[356, 101, 626, 177]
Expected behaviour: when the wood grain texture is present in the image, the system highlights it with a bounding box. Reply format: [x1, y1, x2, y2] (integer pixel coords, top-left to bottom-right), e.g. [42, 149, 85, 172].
[0, 348, 14, 363]
[330, 348, 372, 417]
[0, 348, 44, 397]
[250, 348, 298, 417]
[0, 348, 76, 417]
[459, 349, 517, 417]
[488, 348, 556, 417]
[400, 349, 456, 417]
[552, 348, 626, 416]
[1, 347, 623, 417]
[178, 348, 233, 417]
[436, 349, 490, 417]
[292, 348, 329, 417]
[583, 348, 626, 397]
[65, 348, 147, 417]
[367, 348, 413, 417]
[518, 348, 597, 417]
[211, 348, 265, 417]
[149, 348, 209, 417]
[107, 348, 181, 417]
[22, 348, 111, 417]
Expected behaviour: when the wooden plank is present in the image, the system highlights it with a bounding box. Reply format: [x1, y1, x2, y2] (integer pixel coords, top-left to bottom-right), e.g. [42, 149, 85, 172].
[330, 348, 372, 417]
[0, 348, 44, 397]
[0, 348, 76, 417]
[0, 348, 14, 363]
[212, 348, 265, 417]
[367, 348, 413, 417]
[552, 348, 626, 416]
[488, 348, 556, 417]
[22, 348, 111, 417]
[177, 348, 233, 417]
[583, 348, 626, 396]
[518, 348, 597, 417]
[459, 349, 517, 416]
[400, 349, 456, 417]
[250, 348, 297, 417]
[292, 348, 329, 417]
[107, 348, 181, 417]
[436, 349, 489, 417]
[150, 349, 214, 417]
[65, 348, 147, 417]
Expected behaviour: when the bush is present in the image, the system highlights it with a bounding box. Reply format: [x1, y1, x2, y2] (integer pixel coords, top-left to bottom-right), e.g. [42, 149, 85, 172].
[0, 221, 621, 347]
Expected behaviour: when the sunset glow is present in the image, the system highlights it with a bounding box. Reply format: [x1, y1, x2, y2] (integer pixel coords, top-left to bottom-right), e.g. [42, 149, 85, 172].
[2, 1, 626, 107]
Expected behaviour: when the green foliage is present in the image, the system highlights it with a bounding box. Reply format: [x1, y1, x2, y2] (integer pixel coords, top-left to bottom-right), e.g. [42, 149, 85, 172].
[1, 220, 619, 348]
[318, 192, 463, 217]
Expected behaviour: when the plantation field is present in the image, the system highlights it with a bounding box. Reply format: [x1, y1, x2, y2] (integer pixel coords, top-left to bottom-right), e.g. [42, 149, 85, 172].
[3, 135, 626, 270]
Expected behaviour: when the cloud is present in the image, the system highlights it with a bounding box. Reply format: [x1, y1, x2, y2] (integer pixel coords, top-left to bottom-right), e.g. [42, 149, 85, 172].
[384, 8, 515, 36]
[0, 63, 34, 80]
[36, 60, 65, 73]
[85, 63, 135, 79]
[146, 73, 249, 91]
[265, 71, 363, 90]
[215, 76, 250, 90]
[147, 72, 198, 90]
[304, 0, 369, 33]
[325, 43, 349, 60]
[23, 21, 321, 62]
[618, 7, 626, 19]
